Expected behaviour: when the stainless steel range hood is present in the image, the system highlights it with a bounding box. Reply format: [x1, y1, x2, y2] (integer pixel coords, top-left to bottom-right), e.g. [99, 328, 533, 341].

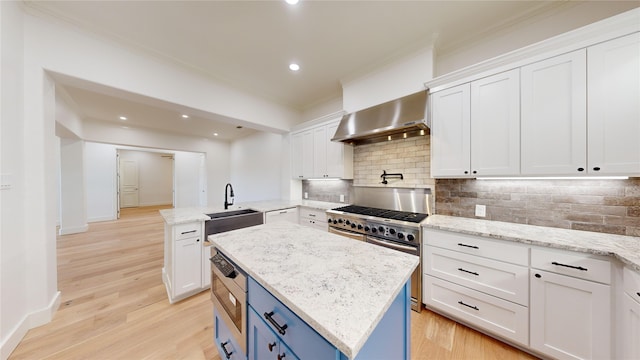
[331, 90, 429, 145]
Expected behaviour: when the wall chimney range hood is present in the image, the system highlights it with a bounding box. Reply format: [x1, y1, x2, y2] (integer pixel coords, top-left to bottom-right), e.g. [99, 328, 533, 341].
[331, 90, 429, 145]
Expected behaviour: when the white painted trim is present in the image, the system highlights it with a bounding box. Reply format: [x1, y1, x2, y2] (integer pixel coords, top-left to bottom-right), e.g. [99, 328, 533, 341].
[87, 215, 117, 223]
[138, 201, 173, 207]
[58, 224, 89, 235]
[291, 110, 345, 132]
[1, 291, 61, 360]
[426, 8, 640, 93]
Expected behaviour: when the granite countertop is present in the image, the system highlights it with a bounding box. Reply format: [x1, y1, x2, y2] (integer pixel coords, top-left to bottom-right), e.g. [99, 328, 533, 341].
[208, 222, 418, 359]
[159, 199, 345, 225]
[423, 215, 640, 271]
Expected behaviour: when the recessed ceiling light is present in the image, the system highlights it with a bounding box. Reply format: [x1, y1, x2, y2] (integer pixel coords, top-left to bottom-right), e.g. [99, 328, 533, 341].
[289, 63, 300, 71]
[119, 116, 127, 120]
[181, 114, 189, 119]
[213, 133, 218, 136]
[121, 126, 129, 129]
[285, 0, 299, 4]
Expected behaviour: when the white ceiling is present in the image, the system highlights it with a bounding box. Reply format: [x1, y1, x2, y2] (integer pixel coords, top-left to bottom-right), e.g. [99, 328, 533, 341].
[23, 1, 635, 141]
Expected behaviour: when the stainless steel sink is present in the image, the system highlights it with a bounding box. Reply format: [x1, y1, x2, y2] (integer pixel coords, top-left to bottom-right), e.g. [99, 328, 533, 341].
[205, 209, 264, 235]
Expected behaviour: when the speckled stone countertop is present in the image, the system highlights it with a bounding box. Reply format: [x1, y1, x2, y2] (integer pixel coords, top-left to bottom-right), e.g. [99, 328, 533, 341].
[208, 222, 418, 359]
[423, 215, 640, 271]
[159, 199, 345, 225]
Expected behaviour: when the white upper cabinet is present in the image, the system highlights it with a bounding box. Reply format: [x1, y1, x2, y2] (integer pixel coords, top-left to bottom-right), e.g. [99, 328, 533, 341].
[430, 83, 471, 177]
[521, 50, 587, 175]
[431, 69, 520, 178]
[470, 69, 521, 176]
[291, 119, 353, 179]
[587, 33, 640, 176]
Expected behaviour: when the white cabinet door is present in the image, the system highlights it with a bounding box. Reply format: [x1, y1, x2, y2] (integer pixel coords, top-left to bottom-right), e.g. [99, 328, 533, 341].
[431, 83, 471, 177]
[292, 129, 319, 179]
[470, 69, 521, 176]
[622, 292, 640, 360]
[325, 121, 347, 178]
[291, 132, 304, 179]
[588, 33, 640, 176]
[174, 236, 202, 296]
[265, 208, 299, 224]
[313, 126, 328, 177]
[521, 50, 587, 175]
[530, 269, 611, 360]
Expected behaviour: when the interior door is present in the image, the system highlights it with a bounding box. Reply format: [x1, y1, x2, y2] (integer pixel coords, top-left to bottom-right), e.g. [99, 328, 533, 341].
[119, 159, 139, 208]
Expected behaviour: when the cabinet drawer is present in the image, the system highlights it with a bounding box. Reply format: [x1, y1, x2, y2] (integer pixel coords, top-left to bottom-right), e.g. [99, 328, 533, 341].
[531, 247, 611, 284]
[215, 308, 246, 360]
[424, 275, 528, 346]
[624, 267, 640, 304]
[248, 278, 335, 359]
[174, 222, 201, 240]
[299, 207, 326, 220]
[423, 229, 529, 265]
[300, 218, 328, 231]
[425, 246, 529, 306]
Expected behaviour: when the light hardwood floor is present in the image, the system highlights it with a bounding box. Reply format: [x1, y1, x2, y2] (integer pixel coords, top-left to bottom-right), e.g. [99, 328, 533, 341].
[10, 206, 538, 360]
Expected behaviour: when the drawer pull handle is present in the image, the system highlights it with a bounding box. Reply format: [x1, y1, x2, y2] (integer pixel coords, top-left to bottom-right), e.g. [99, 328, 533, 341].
[309, 214, 316, 217]
[458, 268, 479, 276]
[181, 230, 197, 235]
[268, 342, 276, 352]
[220, 341, 233, 359]
[551, 261, 588, 271]
[457, 243, 479, 249]
[264, 311, 288, 335]
[458, 301, 479, 311]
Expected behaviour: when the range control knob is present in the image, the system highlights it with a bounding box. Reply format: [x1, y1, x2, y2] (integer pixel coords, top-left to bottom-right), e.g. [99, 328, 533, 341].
[378, 226, 384, 233]
[338, 219, 343, 224]
[407, 234, 415, 241]
[357, 224, 363, 230]
[351, 223, 356, 229]
[389, 228, 396, 235]
[397, 233, 404, 239]
[327, 219, 332, 223]
[332, 220, 338, 225]
[345, 220, 351, 225]
[364, 226, 370, 232]
[371, 227, 377, 233]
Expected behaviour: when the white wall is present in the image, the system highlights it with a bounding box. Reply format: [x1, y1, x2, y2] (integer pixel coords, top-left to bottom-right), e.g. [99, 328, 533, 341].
[341, 46, 434, 112]
[118, 150, 173, 207]
[59, 138, 87, 234]
[435, 2, 639, 76]
[174, 151, 205, 208]
[0, 2, 29, 359]
[85, 142, 118, 222]
[230, 132, 285, 202]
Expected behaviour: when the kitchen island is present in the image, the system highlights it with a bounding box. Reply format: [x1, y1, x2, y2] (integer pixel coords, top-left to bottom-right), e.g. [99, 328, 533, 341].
[209, 222, 419, 360]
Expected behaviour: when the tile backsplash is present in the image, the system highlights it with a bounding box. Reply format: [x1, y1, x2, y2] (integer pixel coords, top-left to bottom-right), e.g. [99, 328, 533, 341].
[353, 135, 434, 188]
[436, 178, 640, 236]
[302, 179, 353, 204]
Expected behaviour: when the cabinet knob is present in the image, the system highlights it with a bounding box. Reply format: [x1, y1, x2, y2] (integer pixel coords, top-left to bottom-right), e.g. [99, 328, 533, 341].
[577, 167, 585, 172]
[464, 171, 469, 174]
[196, 239, 200, 242]
[535, 273, 541, 278]
[278, 353, 286, 360]
[268, 342, 276, 352]
[472, 170, 477, 174]
[593, 167, 601, 171]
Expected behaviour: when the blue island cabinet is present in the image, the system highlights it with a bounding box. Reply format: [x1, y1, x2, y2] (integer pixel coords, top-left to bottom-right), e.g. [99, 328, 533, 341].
[247, 278, 411, 360]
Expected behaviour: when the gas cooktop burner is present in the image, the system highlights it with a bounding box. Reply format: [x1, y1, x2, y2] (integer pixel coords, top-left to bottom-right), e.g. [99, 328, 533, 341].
[331, 205, 428, 223]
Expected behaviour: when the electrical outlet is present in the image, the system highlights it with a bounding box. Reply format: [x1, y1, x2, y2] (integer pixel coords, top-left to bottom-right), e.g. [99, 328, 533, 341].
[304, 192, 308, 199]
[475, 204, 486, 217]
[339, 194, 345, 202]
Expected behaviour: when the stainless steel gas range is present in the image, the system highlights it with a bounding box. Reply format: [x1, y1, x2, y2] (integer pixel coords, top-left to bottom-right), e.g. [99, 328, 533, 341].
[326, 187, 431, 312]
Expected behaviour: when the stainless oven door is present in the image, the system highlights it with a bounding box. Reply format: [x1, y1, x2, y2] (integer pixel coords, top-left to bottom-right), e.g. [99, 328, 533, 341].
[328, 226, 366, 241]
[366, 236, 422, 312]
[211, 259, 247, 354]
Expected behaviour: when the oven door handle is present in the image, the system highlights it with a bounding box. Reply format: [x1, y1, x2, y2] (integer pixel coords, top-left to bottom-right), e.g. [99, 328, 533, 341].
[329, 227, 365, 241]
[366, 236, 418, 254]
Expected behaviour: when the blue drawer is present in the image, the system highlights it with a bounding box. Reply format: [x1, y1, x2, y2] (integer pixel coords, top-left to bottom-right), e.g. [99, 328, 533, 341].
[248, 278, 336, 359]
[214, 308, 247, 360]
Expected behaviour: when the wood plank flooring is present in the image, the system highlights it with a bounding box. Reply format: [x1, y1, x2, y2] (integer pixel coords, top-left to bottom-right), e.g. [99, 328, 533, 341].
[9, 206, 538, 360]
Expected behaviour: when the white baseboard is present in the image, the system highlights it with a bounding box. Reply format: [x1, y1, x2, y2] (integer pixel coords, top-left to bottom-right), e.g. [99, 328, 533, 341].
[58, 224, 89, 235]
[138, 201, 173, 207]
[87, 215, 116, 223]
[1, 291, 61, 360]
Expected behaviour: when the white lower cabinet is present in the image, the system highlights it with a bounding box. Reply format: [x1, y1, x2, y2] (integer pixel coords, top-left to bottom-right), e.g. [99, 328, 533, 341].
[298, 207, 327, 231]
[174, 236, 202, 296]
[424, 275, 529, 346]
[530, 248, 611, 360]
[264, 208, 298, 224]
[621, 267, 640, 359]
